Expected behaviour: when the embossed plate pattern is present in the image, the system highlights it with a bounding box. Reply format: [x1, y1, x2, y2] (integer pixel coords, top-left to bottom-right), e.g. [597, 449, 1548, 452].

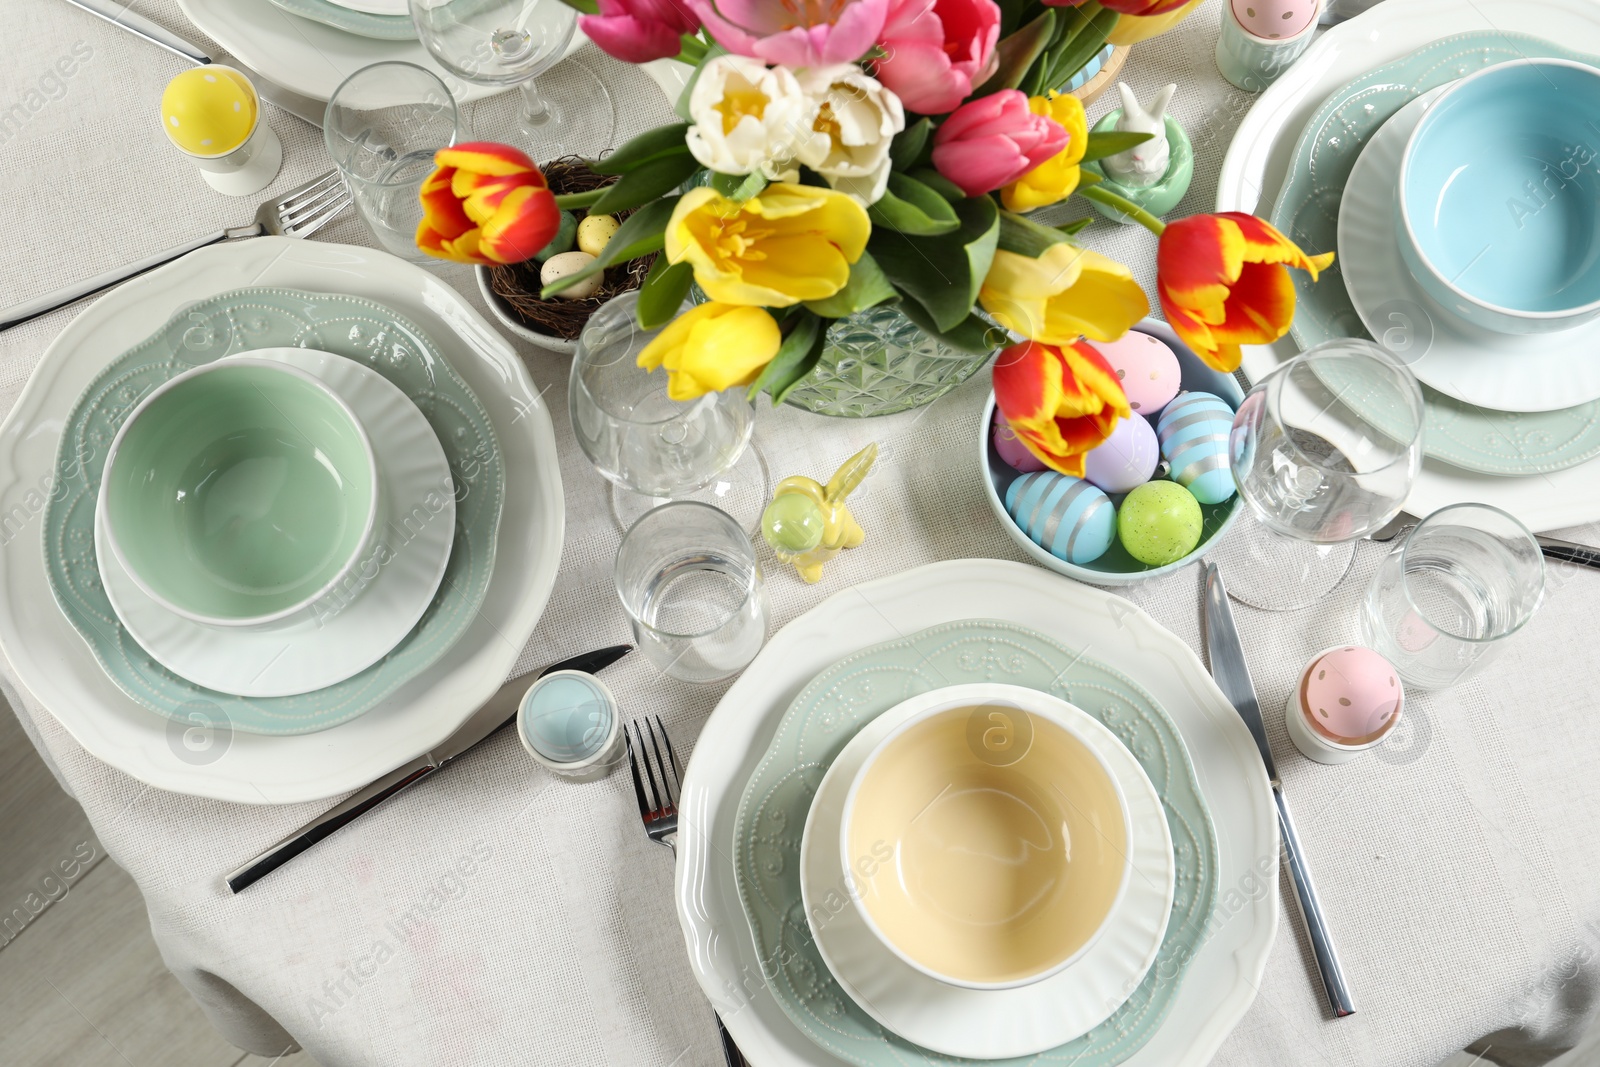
[1268, 31, 1600, 476]
[734, 620, 1218, 1067]
[43, 288, 503, 734]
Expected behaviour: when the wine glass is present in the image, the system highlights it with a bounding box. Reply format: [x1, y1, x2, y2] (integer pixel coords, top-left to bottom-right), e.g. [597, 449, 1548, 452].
[1217, 337, 1425, 610]
[570, 291, 771, 533]
[409, 0, 614, 159]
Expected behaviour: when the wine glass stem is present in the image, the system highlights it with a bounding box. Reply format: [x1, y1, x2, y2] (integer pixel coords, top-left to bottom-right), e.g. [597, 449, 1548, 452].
[519, 78, 555, 130]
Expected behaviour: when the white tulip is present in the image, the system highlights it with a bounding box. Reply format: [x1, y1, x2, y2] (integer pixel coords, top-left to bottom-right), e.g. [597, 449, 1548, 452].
[686, 56, 812, 180]
[796, 65, 906, 207]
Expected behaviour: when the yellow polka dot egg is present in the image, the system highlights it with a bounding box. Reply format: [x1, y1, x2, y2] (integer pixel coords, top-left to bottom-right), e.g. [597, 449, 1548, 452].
[161, 67, 258, 157]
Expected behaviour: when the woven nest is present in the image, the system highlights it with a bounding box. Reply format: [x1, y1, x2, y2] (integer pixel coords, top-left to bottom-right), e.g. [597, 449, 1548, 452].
[487, 156, 658, 342]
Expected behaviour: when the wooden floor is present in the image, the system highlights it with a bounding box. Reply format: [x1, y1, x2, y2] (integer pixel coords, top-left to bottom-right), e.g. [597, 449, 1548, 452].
[0, 695, 315, 1067]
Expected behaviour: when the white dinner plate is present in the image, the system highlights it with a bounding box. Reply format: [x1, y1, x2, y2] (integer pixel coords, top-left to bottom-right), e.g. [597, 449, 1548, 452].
[1339, 89, 1600, 413]
[322, 0, 408, 17]
[94, 347, 456, 700]
[1216, 0, 1600, 530]
[675, 559, 1276, 1067]
[0, 239, 563, 803]
[800, 685, 1174, 1060]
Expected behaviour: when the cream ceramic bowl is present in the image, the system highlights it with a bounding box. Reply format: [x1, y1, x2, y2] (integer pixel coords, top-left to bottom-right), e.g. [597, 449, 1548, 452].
[840, 687, 1132, 990]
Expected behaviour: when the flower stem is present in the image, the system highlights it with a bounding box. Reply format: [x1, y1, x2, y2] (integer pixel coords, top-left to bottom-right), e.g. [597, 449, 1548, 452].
[554, 189, 606, 209]
[1079, 185, 1167, 236]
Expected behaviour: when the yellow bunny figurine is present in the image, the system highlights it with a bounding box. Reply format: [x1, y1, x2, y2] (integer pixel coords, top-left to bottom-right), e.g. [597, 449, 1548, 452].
[761, 444, 878, 583]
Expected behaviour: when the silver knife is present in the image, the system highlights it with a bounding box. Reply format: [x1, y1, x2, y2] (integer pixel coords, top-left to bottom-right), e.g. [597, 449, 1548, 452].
[1203, 564, 1357, 1018]
[226, 644, 633, 893]
[63, 0, 327, 128]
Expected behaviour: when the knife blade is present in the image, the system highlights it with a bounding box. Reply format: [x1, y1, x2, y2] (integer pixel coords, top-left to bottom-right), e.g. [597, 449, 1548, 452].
[1203, 564, 1357, 1018]
[63, 0, 327, 129]
[226, 645, 633, 893]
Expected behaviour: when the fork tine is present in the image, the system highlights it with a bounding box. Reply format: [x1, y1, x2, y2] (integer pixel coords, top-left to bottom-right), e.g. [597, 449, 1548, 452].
[652, 715, 681, 807]
[276, 170, 342, 210]
[626, 724, 653, 819]
[642, 719, 677, 813]
[637, 720, 669, 815]
[284, 192, 352, 239]
[278, 183, 347, 227]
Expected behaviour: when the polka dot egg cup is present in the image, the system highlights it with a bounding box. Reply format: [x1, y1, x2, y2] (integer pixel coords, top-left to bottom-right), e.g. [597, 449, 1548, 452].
[160, 66, 281, 196]
[980, 319, 1244, 586]
[1285, 645, 1404, 765]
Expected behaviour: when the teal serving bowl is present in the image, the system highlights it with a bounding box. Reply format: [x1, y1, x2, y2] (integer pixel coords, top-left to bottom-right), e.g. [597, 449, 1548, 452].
[1398, 58, 1600, 335]
[99, 358, 379, 629]
[979, 320, 1243, 587]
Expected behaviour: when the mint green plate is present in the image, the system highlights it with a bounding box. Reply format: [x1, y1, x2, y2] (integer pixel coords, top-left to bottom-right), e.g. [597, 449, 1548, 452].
[44, 288, 503, 735]
[1271, 31, 1600, 477]
[266, 0, 417, 40]
[733, 619, 1218, 1067]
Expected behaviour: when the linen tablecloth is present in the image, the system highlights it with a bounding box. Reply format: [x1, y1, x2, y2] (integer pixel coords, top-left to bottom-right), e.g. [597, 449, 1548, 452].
[4, 1, 1600, 1064]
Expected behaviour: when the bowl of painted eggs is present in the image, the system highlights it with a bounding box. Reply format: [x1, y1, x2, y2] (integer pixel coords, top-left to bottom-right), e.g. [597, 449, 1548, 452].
[979, 319, 1244, 586]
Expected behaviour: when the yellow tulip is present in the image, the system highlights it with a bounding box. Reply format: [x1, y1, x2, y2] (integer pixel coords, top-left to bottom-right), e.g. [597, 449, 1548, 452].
[637, 302, 783, 400]
[979, 243, 1149, 345]
[665, 183, 870, 307]
[1001, 92, 1089, 213]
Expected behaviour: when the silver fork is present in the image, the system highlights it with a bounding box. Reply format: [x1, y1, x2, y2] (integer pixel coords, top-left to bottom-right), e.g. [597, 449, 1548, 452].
[1, 170, 351, 332]
[1367, 512, 1600, 570]
[625, 717, 748, 1067]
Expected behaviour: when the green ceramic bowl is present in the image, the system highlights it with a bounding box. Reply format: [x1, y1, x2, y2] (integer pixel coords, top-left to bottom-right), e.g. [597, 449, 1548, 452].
[100, 358, 379, 628]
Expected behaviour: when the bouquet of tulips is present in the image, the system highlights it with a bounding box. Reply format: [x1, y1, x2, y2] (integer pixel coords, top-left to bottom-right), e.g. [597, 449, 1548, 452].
[418, 0, 1333, 476]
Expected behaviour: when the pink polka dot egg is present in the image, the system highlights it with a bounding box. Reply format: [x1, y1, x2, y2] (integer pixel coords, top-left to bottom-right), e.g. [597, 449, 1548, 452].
[1301, 646, 1403, 743]
[1087, 332, 1181, 416]
[1231, 0, 1318, 40]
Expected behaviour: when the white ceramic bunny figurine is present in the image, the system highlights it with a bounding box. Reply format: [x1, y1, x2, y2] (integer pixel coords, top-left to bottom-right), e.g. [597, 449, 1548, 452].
[1103, 82, 1175, 188]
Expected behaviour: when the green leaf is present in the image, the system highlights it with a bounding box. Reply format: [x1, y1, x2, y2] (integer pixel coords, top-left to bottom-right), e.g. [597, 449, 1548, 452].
[553, 0, 598, 14]
[868, 173, 960, 235]
[1079, 183, 1168, 231]
[997, 210, 1072, 257]
[907, 168, 966, 202]
[1080, 130, 1154, 164]
[747, 310, 825, 402]
[587, 153, 702, 215]
[636, 259, 693, 330]
[590, 124, 692, 175]
[974, 10, 1056, 96]
[869, 194, 999, 332]
[895, 295, 1006, 354]
[1042, 5, 1119, 93]
[541, 197, 676, 297]
[803, 252, 897, 318]
[709, 171, 768, 200]
[1059, 216, 1093, 236]
[889, 118, 933, 172]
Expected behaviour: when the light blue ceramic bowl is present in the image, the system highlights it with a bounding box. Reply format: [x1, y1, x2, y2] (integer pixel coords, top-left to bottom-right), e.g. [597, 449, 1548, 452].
[1398, 58, 1600, 335]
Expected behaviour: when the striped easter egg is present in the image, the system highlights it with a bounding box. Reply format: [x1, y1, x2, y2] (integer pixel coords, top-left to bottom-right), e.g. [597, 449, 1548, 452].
[1155, 391, 1237, 505]
[1003, 472, 1117, 565]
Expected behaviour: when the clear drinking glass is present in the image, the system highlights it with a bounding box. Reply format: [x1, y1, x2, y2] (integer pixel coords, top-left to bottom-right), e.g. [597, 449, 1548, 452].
[324, 62, 460, 263]
[570, 291, 769, 531]
[1361, 504, 1545, 690]
[1219, 338, 1426, 610]
[409, 0, 614, 158]
[615, 502, 770, 683]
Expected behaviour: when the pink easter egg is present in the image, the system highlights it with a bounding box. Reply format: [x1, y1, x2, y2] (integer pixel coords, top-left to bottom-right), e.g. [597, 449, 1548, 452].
[993, 419, 1046, 472]
[1084, 413, 1159, 494]
[1088, 332, 1182, 416]
[1301, 646, 1403, 743]
[1231, 0, 1317, 40]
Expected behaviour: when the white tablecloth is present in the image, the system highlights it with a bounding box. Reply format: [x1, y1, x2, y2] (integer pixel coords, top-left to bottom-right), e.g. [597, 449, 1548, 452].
[4, 2, 1600, 1065]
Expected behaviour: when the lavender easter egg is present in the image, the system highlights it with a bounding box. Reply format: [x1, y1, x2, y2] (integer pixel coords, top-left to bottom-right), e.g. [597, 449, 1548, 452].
[1004, 472, 1116, 565]
[1084, 414, 1159, 494]
[1117, 481, 1202, 566]
[1155, 391, 1237, 505]
[1301, 646, 1403, 742]
[1089, 332, 1182, 416]
[993, 420, 1046, 473]
[1231, 0, 1317, 39]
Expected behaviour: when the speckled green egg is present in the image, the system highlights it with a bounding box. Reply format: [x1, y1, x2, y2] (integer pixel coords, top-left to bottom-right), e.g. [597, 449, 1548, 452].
[535, 211, 577, 260]
[1117, 480, 1203, 566]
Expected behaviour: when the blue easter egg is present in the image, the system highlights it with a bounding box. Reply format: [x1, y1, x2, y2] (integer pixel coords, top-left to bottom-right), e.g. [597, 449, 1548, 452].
[1003, 471, 1116, 565]
[1156, 391, 1237, 505]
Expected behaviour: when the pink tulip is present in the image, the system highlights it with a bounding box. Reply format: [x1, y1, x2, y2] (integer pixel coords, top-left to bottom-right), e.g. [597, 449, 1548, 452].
[872, 0, 999, 115]
[689, 0, 888, 68]
[931, 90, 1068, 197]
[580, 0, 700, 63]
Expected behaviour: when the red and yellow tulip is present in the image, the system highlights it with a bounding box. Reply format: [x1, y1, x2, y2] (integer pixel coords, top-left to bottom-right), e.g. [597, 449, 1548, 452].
[992, 338, 1130, 477]
[416, 142, 561, 266]
[1156, 211, 1334, 373]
